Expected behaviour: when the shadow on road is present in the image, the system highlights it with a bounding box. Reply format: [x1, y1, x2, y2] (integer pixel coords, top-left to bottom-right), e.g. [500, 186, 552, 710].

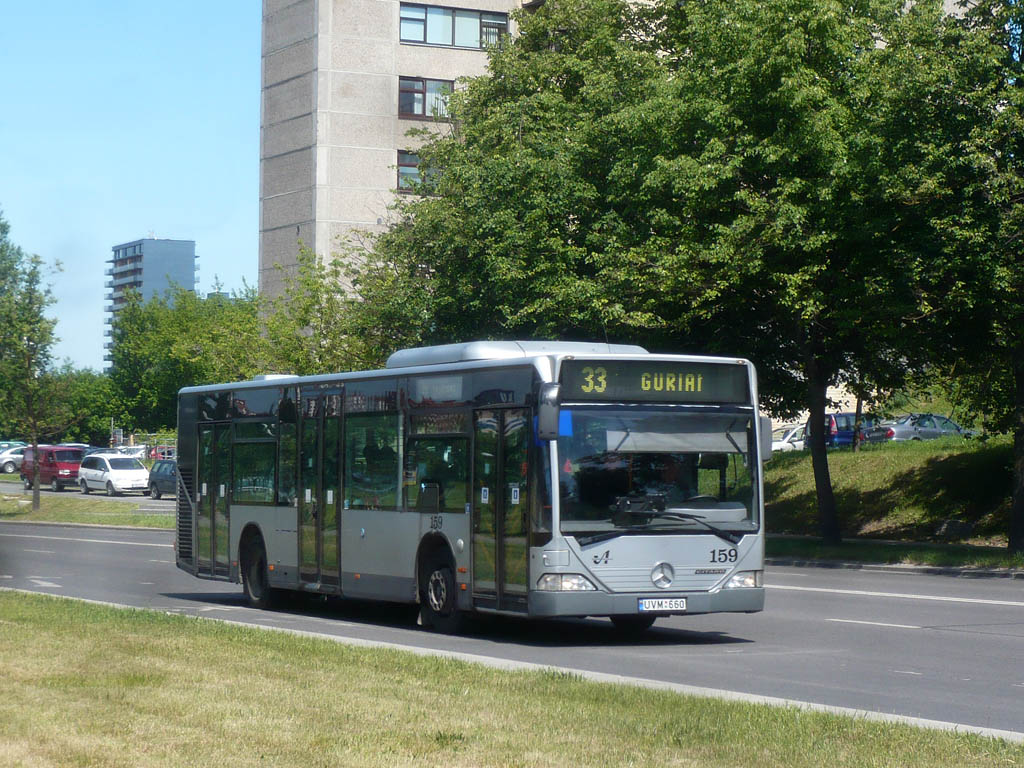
[162, 589, 752, 648]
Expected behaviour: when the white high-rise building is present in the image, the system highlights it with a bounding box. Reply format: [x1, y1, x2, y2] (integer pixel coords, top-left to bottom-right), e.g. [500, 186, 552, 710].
[259, 0, 519, 297]
[103, 238, 198, 365]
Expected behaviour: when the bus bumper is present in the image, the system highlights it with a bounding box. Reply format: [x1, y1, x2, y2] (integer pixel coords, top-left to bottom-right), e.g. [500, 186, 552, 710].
[527, 587, 764, 617]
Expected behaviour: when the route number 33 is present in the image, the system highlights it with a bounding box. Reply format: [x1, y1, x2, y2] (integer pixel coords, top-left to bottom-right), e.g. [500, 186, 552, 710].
[710, 548, 738, 563]
[579, 366, 607, 394]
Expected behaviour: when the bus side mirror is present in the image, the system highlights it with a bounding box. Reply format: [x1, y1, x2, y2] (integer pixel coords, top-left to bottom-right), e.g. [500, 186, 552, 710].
[760, 415, 773, 462]
[537, 383, 560, 440]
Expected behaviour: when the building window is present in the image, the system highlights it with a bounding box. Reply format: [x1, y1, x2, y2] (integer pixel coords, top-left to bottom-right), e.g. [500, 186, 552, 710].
[399, 3, 507, 49]
[399, 77, 453, 119]
[398, 151, 422, 191]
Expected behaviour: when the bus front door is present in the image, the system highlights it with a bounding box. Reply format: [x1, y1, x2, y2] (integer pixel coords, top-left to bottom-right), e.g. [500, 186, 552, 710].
[197, 423, 230, 578]
[298, 390, 342, 589]
[473, 408, 529, 611]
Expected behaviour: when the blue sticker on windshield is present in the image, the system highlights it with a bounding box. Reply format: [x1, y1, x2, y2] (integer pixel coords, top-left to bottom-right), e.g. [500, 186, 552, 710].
[558, 410, 573, 437]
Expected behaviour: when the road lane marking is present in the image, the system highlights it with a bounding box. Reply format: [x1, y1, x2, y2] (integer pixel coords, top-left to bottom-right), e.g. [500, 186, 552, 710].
[28, 579, 61, 588]
[23, 549, 55, 554]
[0, 532, 169, 548]
[828, 619, 921, 630]
[768, 583, 1024, 608]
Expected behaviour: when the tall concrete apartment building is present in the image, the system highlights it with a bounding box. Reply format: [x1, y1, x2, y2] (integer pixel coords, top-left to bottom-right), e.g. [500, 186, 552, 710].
[103, 238, 198, 365]
[259, 0, 519, 297]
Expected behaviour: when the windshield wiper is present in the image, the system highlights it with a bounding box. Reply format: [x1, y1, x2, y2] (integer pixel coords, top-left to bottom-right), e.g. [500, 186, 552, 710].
[613, 494, 743, 545]
[642, 511, 743, 545]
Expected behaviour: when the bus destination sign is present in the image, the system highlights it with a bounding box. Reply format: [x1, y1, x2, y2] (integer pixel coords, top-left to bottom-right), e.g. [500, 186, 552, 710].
[559, 359, 750, 404]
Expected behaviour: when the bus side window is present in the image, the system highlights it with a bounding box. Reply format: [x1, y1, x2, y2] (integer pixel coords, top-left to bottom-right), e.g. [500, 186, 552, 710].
[345, 413, 399, 509]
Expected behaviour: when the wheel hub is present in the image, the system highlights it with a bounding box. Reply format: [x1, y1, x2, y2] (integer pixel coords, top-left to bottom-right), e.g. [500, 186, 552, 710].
[427, 570, 448, 613]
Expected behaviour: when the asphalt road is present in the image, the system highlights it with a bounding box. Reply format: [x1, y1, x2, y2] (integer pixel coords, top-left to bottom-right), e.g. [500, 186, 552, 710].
[1, 521, 1022, 739]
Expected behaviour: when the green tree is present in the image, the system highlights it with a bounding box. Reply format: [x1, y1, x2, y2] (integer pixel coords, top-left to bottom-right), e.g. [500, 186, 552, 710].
[109, 283, 266, 431]
[925, 0, 1024, 552]
[0, 211, 77, 508]
[263, 247, 364, 375]
[354, 0, 986, 543]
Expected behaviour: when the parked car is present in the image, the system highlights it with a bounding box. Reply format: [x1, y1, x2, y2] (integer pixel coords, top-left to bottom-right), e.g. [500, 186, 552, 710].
[771, 424, 805, 452]
[148, 459, 177, 499]
[864, 413, 975, 443]
[804, 413, 876, 447]
[149, 445, 176, 460]
[0, 440, 26, 451]
[118, 446, 149, 459]
[78, 453, 150, 496]
[0, 446, 26, 474]
[20, 445, 84, 491]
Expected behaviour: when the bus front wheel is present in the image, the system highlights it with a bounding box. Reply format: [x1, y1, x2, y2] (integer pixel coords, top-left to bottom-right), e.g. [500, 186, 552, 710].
[241, 536, 278, 610]
[420, 553, 466, 634]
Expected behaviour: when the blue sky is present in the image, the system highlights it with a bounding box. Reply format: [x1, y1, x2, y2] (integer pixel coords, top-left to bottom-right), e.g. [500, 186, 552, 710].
[0, 2, 260, 371]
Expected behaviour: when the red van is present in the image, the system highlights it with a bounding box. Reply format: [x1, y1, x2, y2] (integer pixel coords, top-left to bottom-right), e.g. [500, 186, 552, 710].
[20, 445, 84, 492]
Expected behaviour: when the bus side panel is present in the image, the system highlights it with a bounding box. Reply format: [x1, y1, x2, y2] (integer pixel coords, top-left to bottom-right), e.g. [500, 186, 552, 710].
[230, 505, 301, 588]
[341, 509, 418, 601]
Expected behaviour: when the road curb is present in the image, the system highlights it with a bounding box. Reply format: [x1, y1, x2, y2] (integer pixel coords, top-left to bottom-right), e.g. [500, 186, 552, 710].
[766, 557, 1024, 580]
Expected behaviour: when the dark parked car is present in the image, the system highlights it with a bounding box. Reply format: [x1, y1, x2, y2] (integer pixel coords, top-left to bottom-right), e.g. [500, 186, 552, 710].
[864, 413, 975, 442]
[148, 459, 177, 499]
[804, 412, 876, 447]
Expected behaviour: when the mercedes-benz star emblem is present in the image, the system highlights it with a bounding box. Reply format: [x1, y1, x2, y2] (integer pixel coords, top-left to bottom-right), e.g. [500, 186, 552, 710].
[651, 561, 674, 589]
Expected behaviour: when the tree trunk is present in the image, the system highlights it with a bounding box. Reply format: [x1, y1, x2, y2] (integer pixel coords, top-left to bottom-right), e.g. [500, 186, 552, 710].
[853, 394, 864, 453]
[30, 436, 41, 512]
[807, 364, 842, 544]
[1009, 355, 1024, 554]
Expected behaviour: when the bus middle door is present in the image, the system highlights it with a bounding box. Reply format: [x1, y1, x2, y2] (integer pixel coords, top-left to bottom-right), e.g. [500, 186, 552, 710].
[473, 408, 529, 611]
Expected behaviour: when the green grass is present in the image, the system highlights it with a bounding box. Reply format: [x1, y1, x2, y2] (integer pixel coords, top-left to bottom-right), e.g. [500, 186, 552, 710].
[1, 591, 1021, 767]
[0, 490, 174, 529]
[766, 436, 1012, 541]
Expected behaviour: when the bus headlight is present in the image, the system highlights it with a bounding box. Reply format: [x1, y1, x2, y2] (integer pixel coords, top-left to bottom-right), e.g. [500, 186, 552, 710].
[536, 574, 597, 591]
[723, 570, 763, 589]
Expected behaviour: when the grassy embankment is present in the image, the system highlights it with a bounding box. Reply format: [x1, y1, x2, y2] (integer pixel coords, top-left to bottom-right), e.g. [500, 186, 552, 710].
[2, 437, 1020, 565]
[0, 474, 173, 529]
[1, 591, 1021, 766]
[764, 435, 1023, 568]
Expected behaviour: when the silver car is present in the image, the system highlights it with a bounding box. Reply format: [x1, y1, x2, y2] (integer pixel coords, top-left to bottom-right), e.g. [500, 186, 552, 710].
[0, 446, 26, 474]
[865, 413, 975, 442]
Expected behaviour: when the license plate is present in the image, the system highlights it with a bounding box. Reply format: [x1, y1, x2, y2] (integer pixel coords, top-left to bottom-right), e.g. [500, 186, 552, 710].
[638, 598, 686, 613]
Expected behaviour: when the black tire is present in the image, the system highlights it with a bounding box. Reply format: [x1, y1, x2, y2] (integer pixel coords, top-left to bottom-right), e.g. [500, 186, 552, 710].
[80, 479, 89, 494]
[106, 481, 117, 497]
[419, 552, 467, 634]
[51, 477, 61, 493]
[241, 536, 278, 610]
[149, 483, 161, 500]
[2, 461, 14, 474]
[610, 615, 656, 635]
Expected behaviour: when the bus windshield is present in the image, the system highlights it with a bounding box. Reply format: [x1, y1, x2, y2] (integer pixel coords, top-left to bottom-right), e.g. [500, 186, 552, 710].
[556, 407, 757, 538]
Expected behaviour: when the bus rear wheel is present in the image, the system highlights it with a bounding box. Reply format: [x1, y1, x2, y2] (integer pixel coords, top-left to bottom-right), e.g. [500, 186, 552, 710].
[241, 536, 277, 610]
[420, 553, 466, 634]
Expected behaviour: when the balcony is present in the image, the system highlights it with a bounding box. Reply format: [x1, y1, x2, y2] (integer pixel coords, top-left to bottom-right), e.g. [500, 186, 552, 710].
[104, 293, 114, 301]
[104, 268, 113, 276]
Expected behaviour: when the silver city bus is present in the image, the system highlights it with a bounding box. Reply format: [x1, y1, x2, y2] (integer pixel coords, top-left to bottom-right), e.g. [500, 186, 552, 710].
[174, 341, 770, 633]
